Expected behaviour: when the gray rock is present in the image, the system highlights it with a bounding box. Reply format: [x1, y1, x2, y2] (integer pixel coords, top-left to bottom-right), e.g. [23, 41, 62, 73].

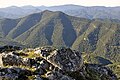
[46, 71, 74, 80]
[47, 48, 83, 72]
[34, 67, 47, 75]
[40, 60, 51, 70]
[1, 52, 34, 67]
[68, 64, 117, 80]
[34, 47, 56, 58]
[0, 46, 117, 80]
[0, 45, 21, 53]
[0, 67, 32, 80]
[35, 75, 43, 80]
[84, 64, 117, 80]
[2, 52, 23, 66]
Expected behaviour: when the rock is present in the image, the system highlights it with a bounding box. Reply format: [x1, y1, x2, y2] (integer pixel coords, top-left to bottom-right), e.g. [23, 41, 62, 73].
[2, 52, 35, 67]
[22, 58, 31, 66]
[0, 54, 3, 67]
[35, 57, 43, 62]
[0, 45, 21, 52]
[34, 60, 52, 75]
[68, 64, 117, 80]
[2, 52, 23, 66]
[84, 64, 117, 80]
[35, 75, 43, 80]
[46, 71, 74, 80]
[35, 47, 55, 58]
[47, 48, 83, 72]
[0, 67, 32, 80]
[39, 60, 51, 70]
[34, 67, 47, 75]
[0, 46, 117, 80]
[12, 51, 28, 56]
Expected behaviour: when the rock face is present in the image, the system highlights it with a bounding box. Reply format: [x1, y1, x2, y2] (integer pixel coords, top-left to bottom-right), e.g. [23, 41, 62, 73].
[47, 48, 83, 72]
[0, 46, 118, 80]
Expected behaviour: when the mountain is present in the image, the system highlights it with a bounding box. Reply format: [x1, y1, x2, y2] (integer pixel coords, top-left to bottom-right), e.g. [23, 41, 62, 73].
[0, 6, 41, 19]
[44, 4, 120, 20]
[0, 4, 120, 20]
[0, 10, 119, 60]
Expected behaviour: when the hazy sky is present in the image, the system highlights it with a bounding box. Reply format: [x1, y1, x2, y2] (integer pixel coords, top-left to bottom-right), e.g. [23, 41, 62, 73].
[0, 0, 120, 8]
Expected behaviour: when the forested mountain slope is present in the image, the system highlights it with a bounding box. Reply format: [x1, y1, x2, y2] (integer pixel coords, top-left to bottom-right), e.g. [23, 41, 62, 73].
[0, 10, 119, 63]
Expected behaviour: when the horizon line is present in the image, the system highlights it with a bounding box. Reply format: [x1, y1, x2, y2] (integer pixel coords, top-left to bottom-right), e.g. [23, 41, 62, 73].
[0, 4, 120, 8]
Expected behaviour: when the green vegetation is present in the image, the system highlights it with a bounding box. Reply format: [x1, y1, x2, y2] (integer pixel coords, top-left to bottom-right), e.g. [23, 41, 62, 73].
[0, 10, 119, 60]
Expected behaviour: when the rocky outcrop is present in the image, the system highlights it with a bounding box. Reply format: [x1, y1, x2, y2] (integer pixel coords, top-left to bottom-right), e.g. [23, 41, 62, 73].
[0, 67, 32, 80]
[84, 64, 117, 80]
[46, 71, 74, 80]
[47, 48, 83, 72]
[67, 64, 117, 80]
[0, 45, 21, 52]
[1, 52, 32, 67]
[0, 46, 118, 80]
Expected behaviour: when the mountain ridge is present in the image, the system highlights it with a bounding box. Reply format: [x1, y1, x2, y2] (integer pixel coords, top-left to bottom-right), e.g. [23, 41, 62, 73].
[0, 4, 120, 19]
[0, 10, 119, 55]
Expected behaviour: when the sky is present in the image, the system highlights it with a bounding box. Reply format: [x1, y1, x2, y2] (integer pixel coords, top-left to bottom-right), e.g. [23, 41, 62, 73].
[0, 0, 120, 8]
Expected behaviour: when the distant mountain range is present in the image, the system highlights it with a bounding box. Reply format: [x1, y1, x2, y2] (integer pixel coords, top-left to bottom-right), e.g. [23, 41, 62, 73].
[0, 6, 41, 19]
[0, 10, 119, 64]
[0, 4, 120, 19]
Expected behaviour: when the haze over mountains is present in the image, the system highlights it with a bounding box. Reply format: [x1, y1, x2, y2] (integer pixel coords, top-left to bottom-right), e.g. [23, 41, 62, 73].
[0, 4, 120, 19]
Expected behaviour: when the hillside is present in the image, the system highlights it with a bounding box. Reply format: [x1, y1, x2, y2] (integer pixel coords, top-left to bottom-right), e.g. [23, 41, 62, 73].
[0, 11, 119, 75]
